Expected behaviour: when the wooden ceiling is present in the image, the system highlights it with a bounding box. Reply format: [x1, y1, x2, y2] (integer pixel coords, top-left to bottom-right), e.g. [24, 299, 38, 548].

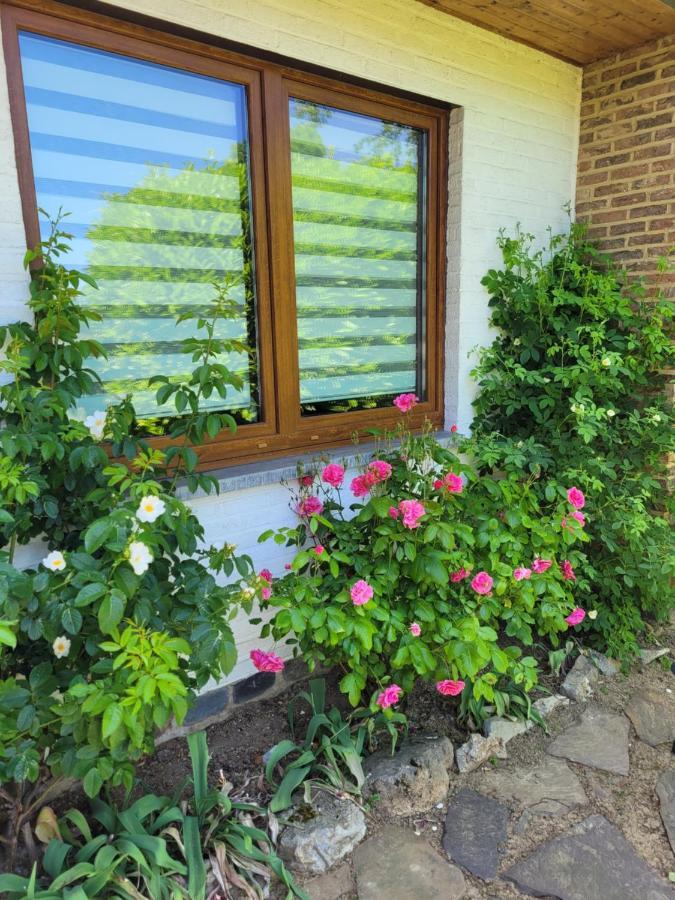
[415, 0, 675, 65]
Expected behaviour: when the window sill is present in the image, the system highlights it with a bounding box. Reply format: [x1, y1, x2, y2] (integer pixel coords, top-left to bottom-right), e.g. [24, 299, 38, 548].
[176, 430, 455, 499]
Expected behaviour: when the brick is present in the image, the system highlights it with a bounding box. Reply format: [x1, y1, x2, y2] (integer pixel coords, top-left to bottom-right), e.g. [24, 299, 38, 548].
[589, 209, 628, 225]
[628, 203, 668, 218]
[595, 122, 634, 141]
[580, 101, 597, 119]
[610, 163, 650, 180]
[639, 50, 674, 70]
[577, 171, 610, 186]
[628, 232, 665, 246]
[649, 188, 675, 201]
[614, 132, 652, 150]
[585, 225, 608, 239]
[651, 157, 675, 172]
[611, 191, 647, 207]
[609, 221, 646, 236]
[594, 152, 630, 169]
[636, 113, 672, 130]
[611, 249, 644, 262]
[599, 93, 636, 111]
[634, 143, 673, 160]
[656, 95, 675, 111]
[654, 127, 675, 140]
[636, 79, 675, 100]
[621, 71, 656, 89]
[615, 101, 655, 121]
[576, 199, 610, 214]
[602, 62, 637, 82]
[631, 174, 671, 190]
[596, 238, 628, 251]
[662, 66, 675, 78]
[594, 181, 630, 198]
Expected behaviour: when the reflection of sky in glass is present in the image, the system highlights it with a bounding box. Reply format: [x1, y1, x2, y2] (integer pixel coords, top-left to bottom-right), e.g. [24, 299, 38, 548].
[289, 99, 424, 408]
[19, 32, 257, 420]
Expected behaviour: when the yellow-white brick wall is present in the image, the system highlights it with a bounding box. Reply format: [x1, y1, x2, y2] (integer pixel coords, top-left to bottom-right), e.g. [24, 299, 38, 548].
[0, 0, 581, 683]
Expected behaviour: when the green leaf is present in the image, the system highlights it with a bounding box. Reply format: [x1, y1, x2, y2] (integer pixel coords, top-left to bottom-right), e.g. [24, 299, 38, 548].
[98, 591, 125, 634]
[0, 622, 17, 649]
[74, 583, 107, 607]
[61, 607, 83, 634]
[184, 815, 207, 900]
[83, 518, 115, 553]
[102, 703, 123, 740]
[82, 768, 103, 798]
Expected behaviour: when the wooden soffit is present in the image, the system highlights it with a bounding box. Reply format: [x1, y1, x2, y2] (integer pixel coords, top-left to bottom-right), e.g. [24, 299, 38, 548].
[416, 0, 675, 65]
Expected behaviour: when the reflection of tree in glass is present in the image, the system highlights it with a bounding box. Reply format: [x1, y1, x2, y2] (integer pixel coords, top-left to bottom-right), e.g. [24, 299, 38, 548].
[81, 140, 259, 434]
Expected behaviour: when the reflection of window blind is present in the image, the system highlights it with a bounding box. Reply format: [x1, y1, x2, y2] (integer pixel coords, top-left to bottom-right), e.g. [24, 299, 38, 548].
[289, 100, 425, 408]
[18, 31, 257, 420]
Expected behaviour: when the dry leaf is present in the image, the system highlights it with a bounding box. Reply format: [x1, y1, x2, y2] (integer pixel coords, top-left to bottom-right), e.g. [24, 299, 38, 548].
[35, 806, 61, 844]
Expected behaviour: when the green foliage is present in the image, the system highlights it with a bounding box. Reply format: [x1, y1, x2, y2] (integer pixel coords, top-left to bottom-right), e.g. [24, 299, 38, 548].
[0, 218, 254, 863]
[258, 424, 587, 724]
[468, 224, 674, 658]
[0, 732, 306, 899]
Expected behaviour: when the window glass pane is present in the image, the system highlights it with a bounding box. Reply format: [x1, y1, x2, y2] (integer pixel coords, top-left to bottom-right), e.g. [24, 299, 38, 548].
[289, 98, 426, 416]
[18, 31, 259, 429]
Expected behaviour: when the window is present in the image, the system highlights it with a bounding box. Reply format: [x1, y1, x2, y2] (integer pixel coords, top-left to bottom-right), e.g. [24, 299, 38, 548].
[3, 2, 448, 469]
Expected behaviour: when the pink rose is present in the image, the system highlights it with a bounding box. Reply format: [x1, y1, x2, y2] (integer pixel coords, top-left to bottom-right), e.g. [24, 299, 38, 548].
[389, 506, 400, 519]
[571, 511, 586, 527]
[471, 571, 493, 595]
[398, 499, 425, 529]
[296, 496, 324, 517]
[433, 479, 443, 490]
[514, 567, 532, 581]
[565, 607, 586, 626]
[313, 544, 325, 555]
[368, 460, 392, 483]
[393, 393, 419, 413]
[299, 475, 314, 487]
[561, 559, 576, 581]
[450, 424, 458, 433]
[284, 563, 291, 570]
[450, 567, 470, 583]
[567, 487, 585, 509]
[261, 587, 271, 601]
[376, 683, 402, 709]
[409, 622, 421, 636]
[532, 557, 552, 574]
[250, 649, 285, 672]
[351, 473, 377, 497]
[321, 463, 345, 488]
[436, 679, 465, 696]
[259, 569, 273, 584]
[350, 579, 374, 606]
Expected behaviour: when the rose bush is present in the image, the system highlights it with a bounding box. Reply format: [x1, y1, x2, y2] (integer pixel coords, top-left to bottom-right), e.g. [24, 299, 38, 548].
[468, 224, 673, 658]
[257, 405, 589, 724]
[0, 220, 255, 864]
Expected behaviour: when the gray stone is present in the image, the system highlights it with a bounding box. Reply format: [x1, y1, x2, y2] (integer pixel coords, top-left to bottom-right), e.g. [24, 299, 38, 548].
[480, 756, 587, 818]
[362, 735, 453, 816]
[442, 788, 509, 880]
[455, 733, 507, 774]
[560, 654, 599, 702]
[355, 825, 466, 900]
[505, 814, 672, 899]
[625, 687, 675, 747]
[656, 769, 675, 854]
[483, 715, 531, 742]
[588, 649, 621, 677]
[532, 694, 570, 718]
[547, 706, 630, 775]
[639, 646, 670, 666]
[301, 863, 354, 900]
[278, 790, 366, 876]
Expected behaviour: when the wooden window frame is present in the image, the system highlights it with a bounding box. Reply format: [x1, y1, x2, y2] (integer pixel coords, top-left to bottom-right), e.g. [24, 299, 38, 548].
[1, 0, 449, 471]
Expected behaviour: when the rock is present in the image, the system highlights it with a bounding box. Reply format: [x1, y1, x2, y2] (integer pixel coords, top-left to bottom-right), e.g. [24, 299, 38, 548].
[532, 693, 570, 718]
[505, 814, 672, 899]
[277, 790, 366, 876]
[301, 863, 354, 900]
[547, 706, 630, 775]
[354, 825, 466, 900]
[639, 647, 670, 666]
[625, 686, 675, 747]
[362, 734, 453, 816]
[455, 733, 507, 774]
[483, 716, 530, 742]
[442, 788, 509, 880]
[560, 654, 599, 702]
[656, 769, 675, 854]
[480, 756, 587, 819]
[588, 649, 621, 677]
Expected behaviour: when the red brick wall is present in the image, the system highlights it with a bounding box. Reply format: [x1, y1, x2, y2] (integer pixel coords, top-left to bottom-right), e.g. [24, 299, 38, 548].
[576, 35, 674, 297]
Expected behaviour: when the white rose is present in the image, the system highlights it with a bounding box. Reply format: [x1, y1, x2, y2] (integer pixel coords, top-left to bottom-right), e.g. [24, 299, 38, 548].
[84, 410, 107, 440]
[652, 414, 661, 424]
[136, 496, 166, 523]
[606, 409, 616, 418]
[128, 541, 153, 576]
[601, 358, 611, 367]
[587, 610, 598, 620]
[43, 551, 66, 572]
[52, 635, 71, 659]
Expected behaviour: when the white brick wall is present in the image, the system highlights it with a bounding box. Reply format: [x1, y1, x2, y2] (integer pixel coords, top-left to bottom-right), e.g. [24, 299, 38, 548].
[0, 0, 581, 684]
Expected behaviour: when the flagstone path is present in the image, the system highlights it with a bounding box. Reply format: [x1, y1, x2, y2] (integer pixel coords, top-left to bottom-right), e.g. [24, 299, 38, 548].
[300, 648, 675, 900]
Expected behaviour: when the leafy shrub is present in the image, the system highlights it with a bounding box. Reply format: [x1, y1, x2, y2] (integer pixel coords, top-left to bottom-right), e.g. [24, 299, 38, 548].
[0, 220, 256, 864]
[0, 732, 305, 899]
[257, 414, 588, 724]
[468, 224, 673, 658]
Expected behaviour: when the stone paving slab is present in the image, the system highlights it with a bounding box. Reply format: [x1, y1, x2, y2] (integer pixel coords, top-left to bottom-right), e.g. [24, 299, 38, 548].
[656, 768, 675, 855]
[442, 788, 509, 880]
[625, 686, 675, 747]
[505, 814, 672, 899]
[479, 756, 587, 818]
[354, 825, 466, 900]
[547, 706, 630, 775]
